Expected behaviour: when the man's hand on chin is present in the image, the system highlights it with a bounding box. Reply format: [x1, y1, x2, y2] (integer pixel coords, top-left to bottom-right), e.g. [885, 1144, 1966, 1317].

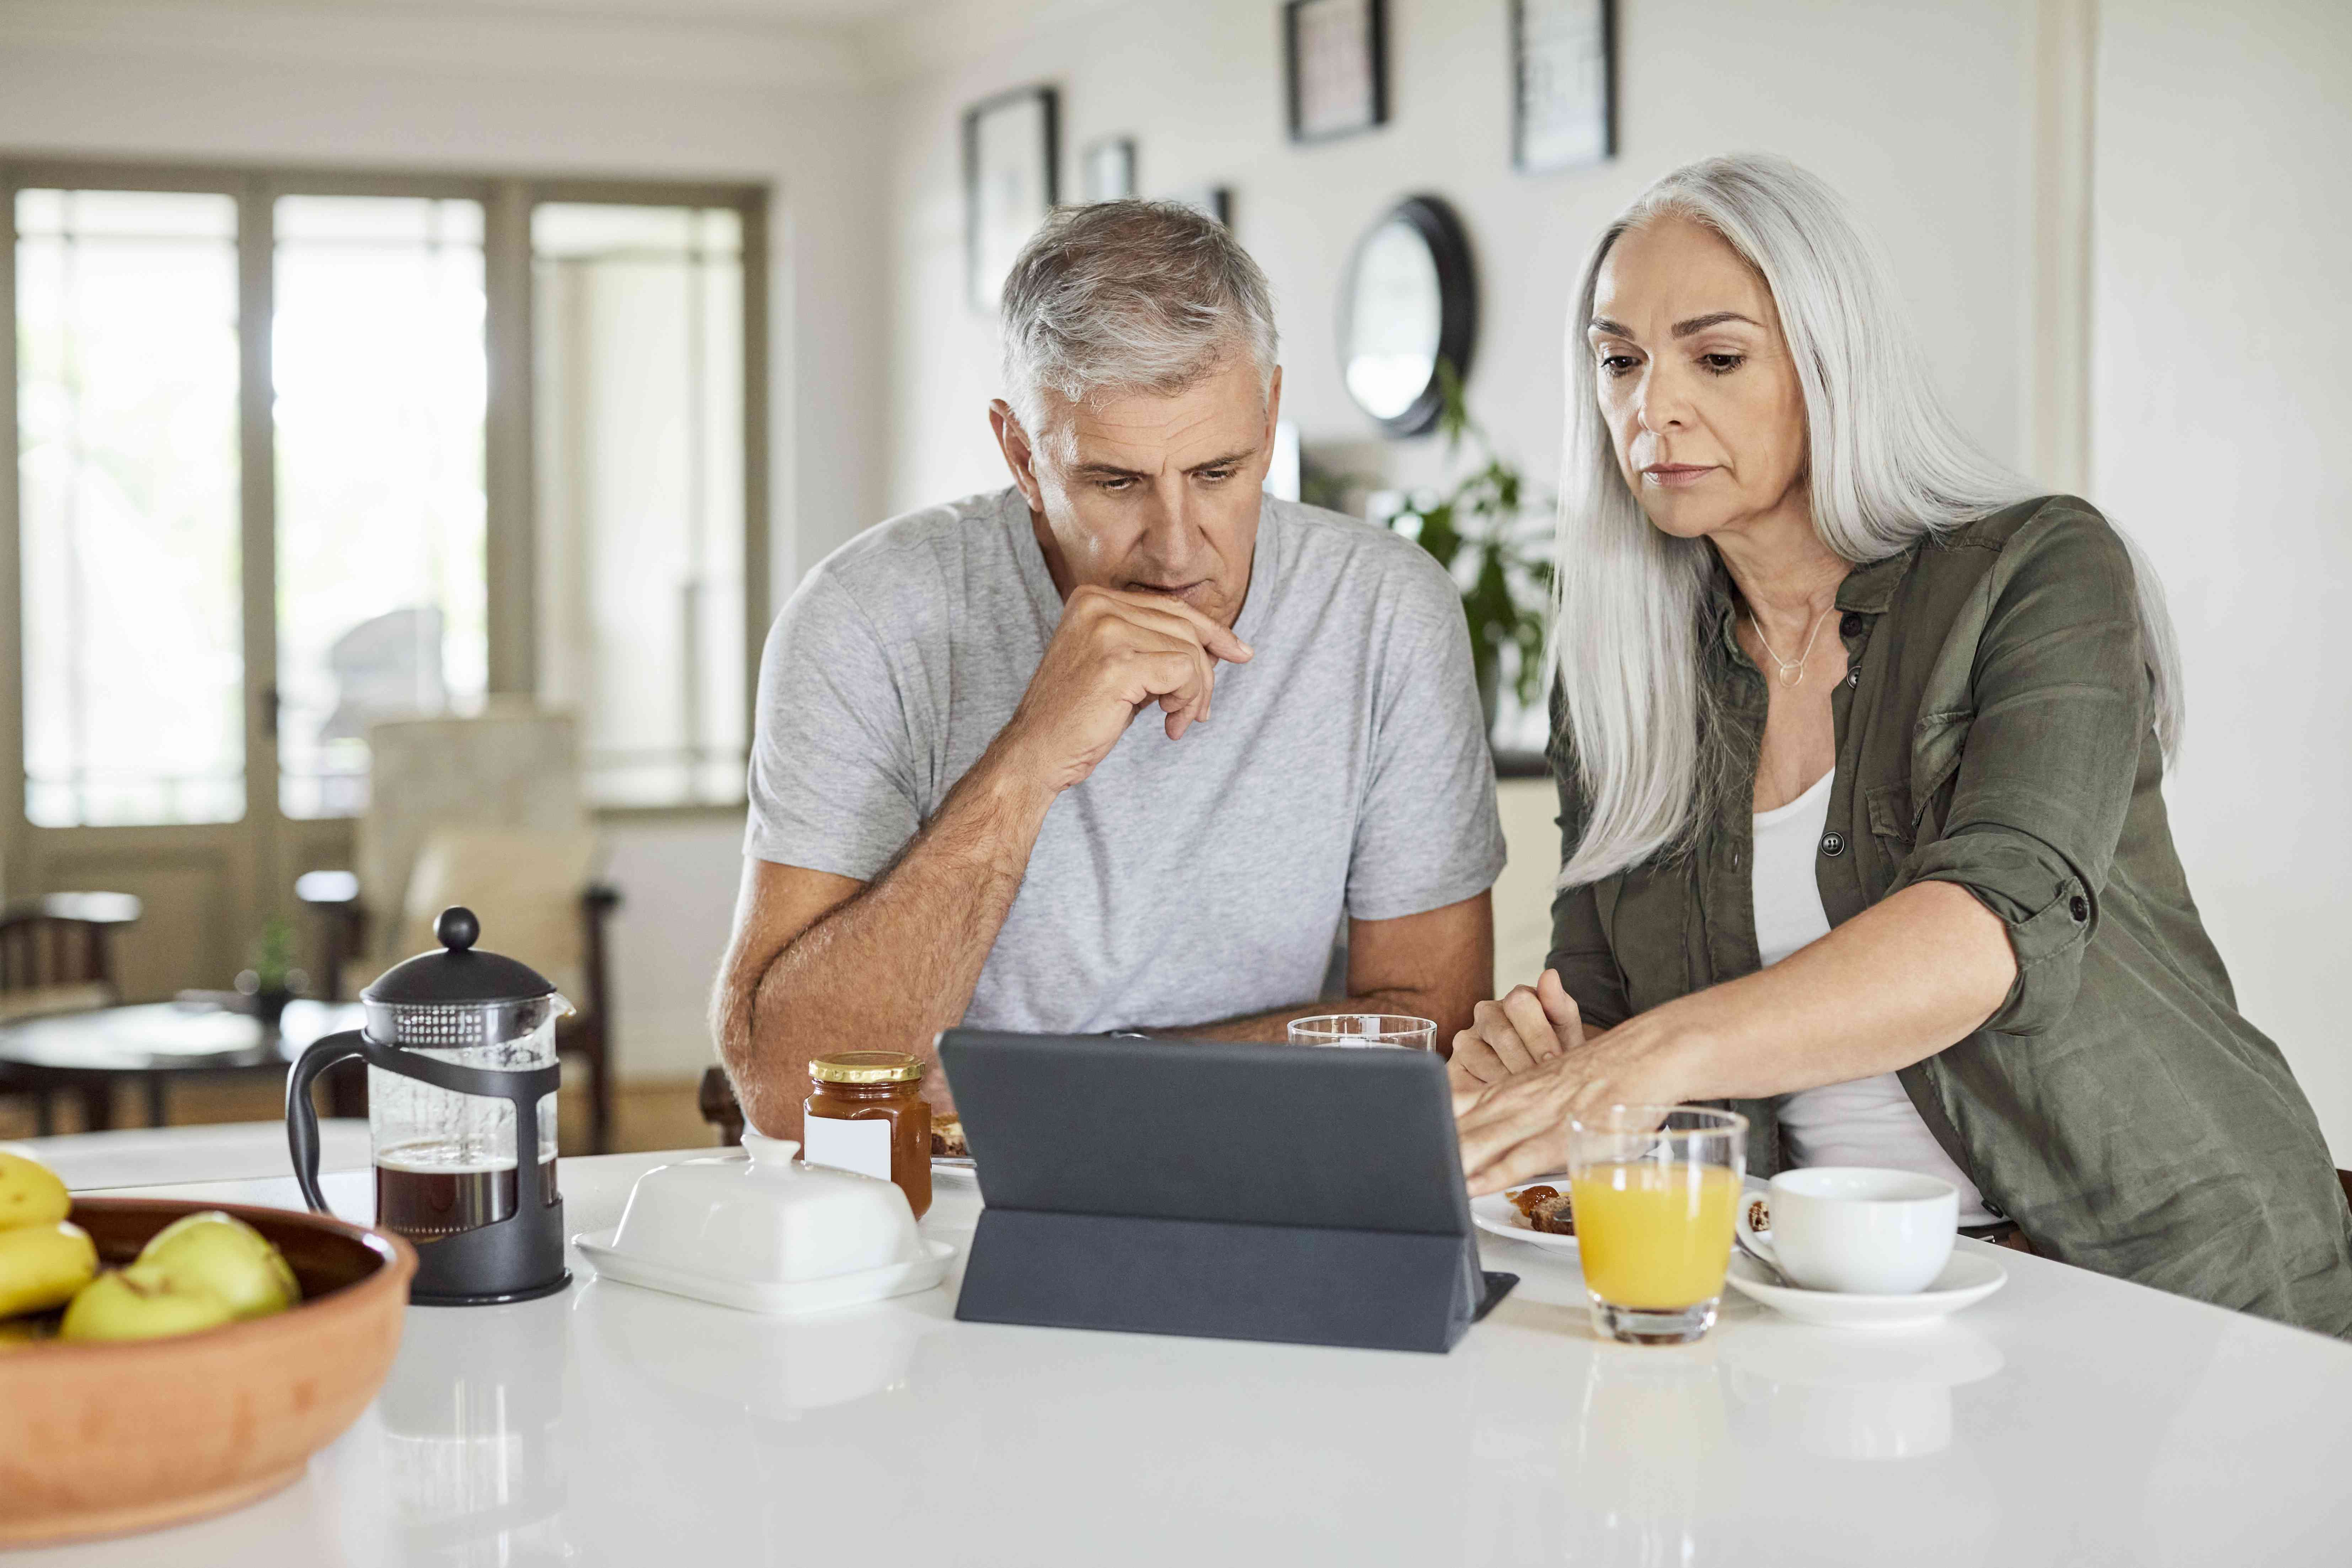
[998, 584, 1254, 793]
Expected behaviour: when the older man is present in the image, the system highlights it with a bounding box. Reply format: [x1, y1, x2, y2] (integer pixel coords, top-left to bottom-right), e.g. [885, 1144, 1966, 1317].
[713, 200, 1504, 1136]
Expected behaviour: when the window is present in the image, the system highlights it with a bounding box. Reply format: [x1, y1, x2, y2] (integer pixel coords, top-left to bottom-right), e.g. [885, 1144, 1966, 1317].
[5, 164, 764, 839]
[16, 189, 244, 827]
[274, 195, 490, 819]
[533, 203, 747, 808]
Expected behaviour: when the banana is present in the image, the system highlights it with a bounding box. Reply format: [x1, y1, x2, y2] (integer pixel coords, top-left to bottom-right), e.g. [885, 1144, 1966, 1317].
[0, 1220, 99, 1317]
[0, 1150, 71, 1232]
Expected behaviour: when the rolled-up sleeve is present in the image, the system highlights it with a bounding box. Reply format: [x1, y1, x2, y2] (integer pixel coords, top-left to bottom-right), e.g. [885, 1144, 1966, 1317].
[1884, 506, 2152, 1035]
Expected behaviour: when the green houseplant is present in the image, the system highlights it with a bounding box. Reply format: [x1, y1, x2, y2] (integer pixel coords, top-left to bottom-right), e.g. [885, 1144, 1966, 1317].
[1346, 363, 1555, 734]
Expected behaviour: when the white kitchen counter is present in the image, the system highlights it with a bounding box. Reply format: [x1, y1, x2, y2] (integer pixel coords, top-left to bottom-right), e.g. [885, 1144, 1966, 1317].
[21, 1149, 2352, 1566]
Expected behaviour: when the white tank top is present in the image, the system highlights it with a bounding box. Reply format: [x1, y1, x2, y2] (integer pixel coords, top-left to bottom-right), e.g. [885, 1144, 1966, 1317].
[1754, 770, 1997, 1225]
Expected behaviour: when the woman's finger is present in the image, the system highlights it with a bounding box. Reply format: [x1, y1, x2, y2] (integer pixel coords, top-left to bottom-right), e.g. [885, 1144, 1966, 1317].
[1448, 1028, 1506, 1086]
[1455, 1061, 1574, 1187]
[1498, 986, 1564, 1062]
[1536, 968, 1584, 1051]
[1473, 999, 1540, 1075]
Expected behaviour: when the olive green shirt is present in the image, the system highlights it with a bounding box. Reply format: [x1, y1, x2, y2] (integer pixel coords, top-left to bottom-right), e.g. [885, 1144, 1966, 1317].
[1547, 496, 2352, 1337]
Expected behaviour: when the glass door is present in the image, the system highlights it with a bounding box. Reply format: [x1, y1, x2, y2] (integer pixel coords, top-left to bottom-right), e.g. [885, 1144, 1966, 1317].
[8, 181, 261, 995]
[6, 161, 763, 1008]
[5, 173, 496, 997]
[271, 194, 488, 821]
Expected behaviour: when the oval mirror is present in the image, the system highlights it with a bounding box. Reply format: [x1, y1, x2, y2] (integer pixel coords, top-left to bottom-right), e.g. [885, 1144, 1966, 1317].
[1339, 195, 1477, 438]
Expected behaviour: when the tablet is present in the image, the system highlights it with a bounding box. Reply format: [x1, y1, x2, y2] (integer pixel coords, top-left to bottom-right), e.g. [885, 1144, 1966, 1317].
[938, 1029, 1514, 1353]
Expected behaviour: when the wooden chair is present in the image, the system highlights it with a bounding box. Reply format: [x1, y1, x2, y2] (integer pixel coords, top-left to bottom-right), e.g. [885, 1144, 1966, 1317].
[295, 710, 623, 1152]
[0, 892, 142, 1135]
[302, 865, 621, 1152]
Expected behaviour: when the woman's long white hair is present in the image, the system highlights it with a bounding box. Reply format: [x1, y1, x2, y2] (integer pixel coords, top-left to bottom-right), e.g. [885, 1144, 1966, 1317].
[1551, 154, 2182, 889]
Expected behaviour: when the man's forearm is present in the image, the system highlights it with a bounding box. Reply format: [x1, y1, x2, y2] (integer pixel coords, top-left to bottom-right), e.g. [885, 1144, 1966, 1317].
[730, 746, 1054, 1131]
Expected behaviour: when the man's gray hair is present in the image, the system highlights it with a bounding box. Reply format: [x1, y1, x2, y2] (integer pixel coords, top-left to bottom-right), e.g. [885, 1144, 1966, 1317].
[999, 200, 1279, 437]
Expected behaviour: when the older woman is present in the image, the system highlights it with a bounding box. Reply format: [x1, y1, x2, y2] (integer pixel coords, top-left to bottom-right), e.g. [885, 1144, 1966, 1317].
[1454, 154, 2352, 1334]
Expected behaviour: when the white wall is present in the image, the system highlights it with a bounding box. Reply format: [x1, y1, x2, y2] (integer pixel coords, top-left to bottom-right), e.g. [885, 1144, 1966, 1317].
[873, 0, 2036, 515]
[2091, 0, 2352, 1157]
[0, 0, 891, 1081]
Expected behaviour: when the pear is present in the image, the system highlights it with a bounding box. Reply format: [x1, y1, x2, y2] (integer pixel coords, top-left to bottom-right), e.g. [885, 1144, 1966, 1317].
[59, 1267, 240, 1343]
[0, 1150, 71, 1231]
[0, 1220, 98, 1317]
[134, 1211, 299, 1322]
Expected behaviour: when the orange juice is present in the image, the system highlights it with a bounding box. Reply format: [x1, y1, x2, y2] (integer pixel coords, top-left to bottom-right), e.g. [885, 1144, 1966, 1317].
[1570, 1161, 1742, 1309]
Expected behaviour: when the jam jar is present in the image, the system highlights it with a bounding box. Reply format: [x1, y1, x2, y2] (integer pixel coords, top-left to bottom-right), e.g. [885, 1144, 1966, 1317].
[802, 1051, 932, 1219]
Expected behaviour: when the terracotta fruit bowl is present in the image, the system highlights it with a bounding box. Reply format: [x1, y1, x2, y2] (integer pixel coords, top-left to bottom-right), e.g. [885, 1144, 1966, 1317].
[0, 1196, 416, 1547]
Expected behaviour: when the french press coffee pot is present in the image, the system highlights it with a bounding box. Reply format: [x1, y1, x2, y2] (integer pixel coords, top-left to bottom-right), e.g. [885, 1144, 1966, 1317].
[286, 906, 571, 1305]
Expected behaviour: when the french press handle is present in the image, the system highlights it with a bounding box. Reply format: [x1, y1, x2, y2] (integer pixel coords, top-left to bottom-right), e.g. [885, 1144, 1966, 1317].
[285, 1028, 368, 1214]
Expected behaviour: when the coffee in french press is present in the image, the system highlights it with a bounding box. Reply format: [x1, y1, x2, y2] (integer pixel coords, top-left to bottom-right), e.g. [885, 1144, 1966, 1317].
[288, 906, 573, 1305]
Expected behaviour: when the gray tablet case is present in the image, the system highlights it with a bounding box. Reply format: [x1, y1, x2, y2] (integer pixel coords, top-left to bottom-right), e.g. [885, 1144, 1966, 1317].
[939, 1030, 1517, 1354]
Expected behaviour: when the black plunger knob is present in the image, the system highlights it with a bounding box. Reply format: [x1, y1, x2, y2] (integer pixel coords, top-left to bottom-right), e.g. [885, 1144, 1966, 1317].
[436, 906, 480, 952]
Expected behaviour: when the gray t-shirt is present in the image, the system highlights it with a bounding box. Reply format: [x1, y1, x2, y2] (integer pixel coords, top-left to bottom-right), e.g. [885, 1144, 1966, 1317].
[744, 486, 1506, 1034]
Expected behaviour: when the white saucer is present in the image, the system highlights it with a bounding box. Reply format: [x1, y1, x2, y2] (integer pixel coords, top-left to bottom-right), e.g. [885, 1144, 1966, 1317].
[576, 1227, 955, 1317]
[1725, 1247, 2006, 1328]
[1469, 1176, 1579, 1253]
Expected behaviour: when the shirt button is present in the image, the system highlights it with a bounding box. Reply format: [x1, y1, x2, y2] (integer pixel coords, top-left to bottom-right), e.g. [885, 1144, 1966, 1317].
[1820, 831, 1846, 857]
[2069, 895, 2089, 921]
[1845, 669, 1860, 689]
[1840, 611, 1867, 638]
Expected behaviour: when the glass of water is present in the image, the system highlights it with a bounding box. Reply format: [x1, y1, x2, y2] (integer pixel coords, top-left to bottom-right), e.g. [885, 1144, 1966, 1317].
[1288, 1014, 1437, 1051]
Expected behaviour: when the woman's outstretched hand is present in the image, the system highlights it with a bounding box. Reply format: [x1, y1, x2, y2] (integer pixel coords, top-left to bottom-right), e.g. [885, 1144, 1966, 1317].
[1447, 968, 1585, 1093]
[1453, 1017, 1680, 1194]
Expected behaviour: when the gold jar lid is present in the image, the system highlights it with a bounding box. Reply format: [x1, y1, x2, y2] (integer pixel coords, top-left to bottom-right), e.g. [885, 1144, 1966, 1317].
[808, 1050, 924, 1085]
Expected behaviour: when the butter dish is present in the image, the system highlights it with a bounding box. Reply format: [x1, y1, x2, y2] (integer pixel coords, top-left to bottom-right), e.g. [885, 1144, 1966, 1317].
[575, 1132, 952, 1315]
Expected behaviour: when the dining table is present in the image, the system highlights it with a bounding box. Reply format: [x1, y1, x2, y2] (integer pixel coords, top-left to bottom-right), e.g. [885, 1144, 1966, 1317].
[20, 1147, 2352, 1566]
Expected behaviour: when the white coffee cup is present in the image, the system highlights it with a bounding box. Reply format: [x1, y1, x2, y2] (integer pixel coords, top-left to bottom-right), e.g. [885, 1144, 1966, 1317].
[1737, 1167, 1958, 1295]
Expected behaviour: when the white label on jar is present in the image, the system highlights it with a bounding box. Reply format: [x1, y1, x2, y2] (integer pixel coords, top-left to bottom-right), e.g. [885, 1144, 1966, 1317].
[802, 1116, 893, 1183]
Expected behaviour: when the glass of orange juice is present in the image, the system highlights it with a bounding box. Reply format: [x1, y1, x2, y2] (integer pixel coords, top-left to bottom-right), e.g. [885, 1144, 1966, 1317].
[1567, 1105, 1748, 1345]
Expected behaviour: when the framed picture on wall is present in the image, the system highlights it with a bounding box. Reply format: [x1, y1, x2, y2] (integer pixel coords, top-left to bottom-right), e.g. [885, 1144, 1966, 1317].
[1081, 137, 1137, 202]
[965, 84, 1059, 311]
[1285, 0, 1386, 144]
[1513, 0, 1615, 173]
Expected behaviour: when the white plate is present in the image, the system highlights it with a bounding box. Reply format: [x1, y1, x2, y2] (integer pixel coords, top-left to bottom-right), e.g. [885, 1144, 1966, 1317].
[575, 1227, 955, 1317]
[1470, 1176, 1581, 1253]
[931, 1155, 976, 1174]
[1724, 1246, 2006, 1328]
[1472, 1174, 1770, 1256]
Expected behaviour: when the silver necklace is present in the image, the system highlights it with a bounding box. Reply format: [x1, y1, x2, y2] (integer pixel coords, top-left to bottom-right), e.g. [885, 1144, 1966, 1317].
[1747, 606, 1832, 687]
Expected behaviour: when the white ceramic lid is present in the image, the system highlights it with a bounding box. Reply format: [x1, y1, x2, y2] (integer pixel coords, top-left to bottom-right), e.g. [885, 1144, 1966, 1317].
[602, 1132, 924, 1286]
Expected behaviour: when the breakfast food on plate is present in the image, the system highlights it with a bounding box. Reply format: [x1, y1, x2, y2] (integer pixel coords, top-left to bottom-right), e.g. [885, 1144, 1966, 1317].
[1508, 1183, 1575, 1236]
[0, 1151, 304, 1349]
[931, 1114, 967, 1158]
